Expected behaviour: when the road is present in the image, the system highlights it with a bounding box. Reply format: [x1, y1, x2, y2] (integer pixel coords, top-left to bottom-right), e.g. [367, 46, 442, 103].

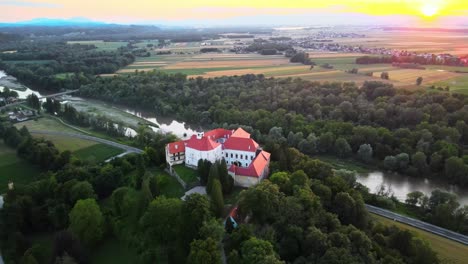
[366, 204, 468, 245]
[29, 130, 143, 154]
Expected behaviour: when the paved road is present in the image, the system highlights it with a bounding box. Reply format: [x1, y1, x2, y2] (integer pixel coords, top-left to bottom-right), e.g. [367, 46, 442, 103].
[30, 130, 143, 154]
[366, 204, 468, 245]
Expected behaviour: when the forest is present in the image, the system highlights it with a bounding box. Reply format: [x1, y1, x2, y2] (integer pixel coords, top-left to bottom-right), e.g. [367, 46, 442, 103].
[0, 41, 135, 91]
[79, 72, 468, 188]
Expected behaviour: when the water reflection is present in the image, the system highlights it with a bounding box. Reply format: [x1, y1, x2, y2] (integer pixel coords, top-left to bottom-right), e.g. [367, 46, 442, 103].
[123, 109, 198, 139]
[356, 171, 468, 206]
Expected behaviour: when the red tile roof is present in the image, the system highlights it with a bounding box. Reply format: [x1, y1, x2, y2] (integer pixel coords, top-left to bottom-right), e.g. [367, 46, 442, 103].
[185, 135, 221, 151]
[229, 150, 270, 178]
[224, 137, 258, 152]
[231, 128, 250, 138]
[204, 128, 233, 141]
[167, 141, 185, 154]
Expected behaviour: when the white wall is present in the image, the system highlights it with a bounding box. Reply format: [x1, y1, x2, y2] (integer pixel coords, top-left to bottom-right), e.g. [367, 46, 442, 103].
[185, 145, 222, 167]
[223, 149, 256, 168]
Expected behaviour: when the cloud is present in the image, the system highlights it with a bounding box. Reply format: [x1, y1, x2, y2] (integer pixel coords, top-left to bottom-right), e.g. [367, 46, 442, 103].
[1, 0, 62, 8]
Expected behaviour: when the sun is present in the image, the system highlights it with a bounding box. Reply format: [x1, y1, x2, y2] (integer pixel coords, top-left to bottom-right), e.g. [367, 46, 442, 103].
[421, 3, 439, 17]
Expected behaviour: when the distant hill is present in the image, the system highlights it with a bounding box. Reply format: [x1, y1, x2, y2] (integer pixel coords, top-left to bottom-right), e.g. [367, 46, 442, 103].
[0, 17, 108, 27]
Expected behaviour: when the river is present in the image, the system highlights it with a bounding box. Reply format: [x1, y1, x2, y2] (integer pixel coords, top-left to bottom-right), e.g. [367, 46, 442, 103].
[1, 70, 468, 206]
[357, 171, 468, 206]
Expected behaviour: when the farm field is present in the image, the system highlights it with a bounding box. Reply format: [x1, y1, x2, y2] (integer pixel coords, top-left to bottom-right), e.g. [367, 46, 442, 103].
[372, 214, 468, 264]
[432, 75, 468, 94]
[66, 40, 128, 51]
[0, 142, 41, 193]
[372, 68, 461, 87]
[15, 117, 78, 133]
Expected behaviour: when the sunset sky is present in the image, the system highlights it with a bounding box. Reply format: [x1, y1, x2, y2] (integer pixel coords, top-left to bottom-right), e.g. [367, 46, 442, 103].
[1, 0, 468, 25]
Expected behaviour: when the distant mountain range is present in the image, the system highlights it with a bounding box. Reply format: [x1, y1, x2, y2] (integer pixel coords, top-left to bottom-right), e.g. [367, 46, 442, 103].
[0, 17, 108, 27]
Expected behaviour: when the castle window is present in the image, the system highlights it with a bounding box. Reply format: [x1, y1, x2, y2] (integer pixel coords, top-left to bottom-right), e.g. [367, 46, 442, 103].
[226, 153, 228, 158]
[236, 154, 238, 159]
[241, 154, 243, 159]
[251, 156, 254, 160]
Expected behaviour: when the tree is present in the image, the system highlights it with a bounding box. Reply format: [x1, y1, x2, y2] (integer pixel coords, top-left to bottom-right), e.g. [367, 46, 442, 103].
[68, 199, 104, 247]
[241, 237, 283, 264]
[334, 138, 352, 158]
[383, 156, 397, 171]
[395, 153, 409, 170]
[210, 179, 224, 217]
[135, 155, 145, 189]
[416, 77, 423, 86]
[207, 163, 219, 194]
[411, 152, 427, 172]
[238, 181, 284, 224]
[381, 72, 389, 80]
[26, 93, 40, 111]
[357, 144, 373, 163]
[182, 194, 212, 248]
[140, 196, 182, 248]
[405, 191, 425, 207]
[218, 159, 234, 194]
[187, 238, 222, 264]
[69, 181, 96, 205]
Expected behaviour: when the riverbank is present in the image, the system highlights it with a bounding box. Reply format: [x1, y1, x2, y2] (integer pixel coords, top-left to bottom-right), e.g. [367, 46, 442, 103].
[312, 155, 468, 206]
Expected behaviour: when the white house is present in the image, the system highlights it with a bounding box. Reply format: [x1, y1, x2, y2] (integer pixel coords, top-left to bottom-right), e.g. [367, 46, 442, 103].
[165, 128, 270, 187]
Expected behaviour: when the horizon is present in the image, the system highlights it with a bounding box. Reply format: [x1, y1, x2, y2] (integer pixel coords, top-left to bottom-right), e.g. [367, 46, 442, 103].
[1, 0, 468, 27]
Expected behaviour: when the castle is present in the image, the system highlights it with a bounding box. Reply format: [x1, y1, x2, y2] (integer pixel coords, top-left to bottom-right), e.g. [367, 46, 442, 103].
[166, 128, 270, 187]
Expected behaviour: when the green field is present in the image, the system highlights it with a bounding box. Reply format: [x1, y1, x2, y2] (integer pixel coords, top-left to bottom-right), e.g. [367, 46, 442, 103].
[73, 144, 123, 162]
[433, 75, 468, 94]
[372, 214, 468, 264]
[173, 165, 199, 186]
[33, 133, 98, 152]
[0, 142, 41, 193]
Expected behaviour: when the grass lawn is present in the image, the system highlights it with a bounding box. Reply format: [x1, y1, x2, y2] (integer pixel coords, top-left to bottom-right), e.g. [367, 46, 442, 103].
[73, 144, 123, 162]
[90, 238, 139, 264]
[150, 168, 185, 198]
[0, 142, 41, 193]
[33, 133, 97, 152]
[173, 165, 199, 186]
[372, 214, 468, 264]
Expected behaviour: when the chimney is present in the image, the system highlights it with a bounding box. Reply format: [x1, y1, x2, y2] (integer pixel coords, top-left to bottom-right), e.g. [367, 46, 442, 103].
[197, 132, 204, 139]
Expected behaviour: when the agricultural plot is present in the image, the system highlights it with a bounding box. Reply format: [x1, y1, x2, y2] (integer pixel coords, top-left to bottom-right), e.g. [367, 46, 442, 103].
[433, 75, 468, 95]
[372, 69, 461, 87]
[66, 40, 128, 51]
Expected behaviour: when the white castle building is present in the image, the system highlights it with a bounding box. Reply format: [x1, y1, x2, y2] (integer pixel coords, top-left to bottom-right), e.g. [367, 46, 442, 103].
[166, 128, 270, 187]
